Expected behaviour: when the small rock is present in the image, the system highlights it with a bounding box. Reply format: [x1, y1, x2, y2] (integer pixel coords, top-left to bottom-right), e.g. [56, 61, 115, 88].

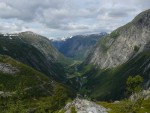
[0, 63, 19, 74]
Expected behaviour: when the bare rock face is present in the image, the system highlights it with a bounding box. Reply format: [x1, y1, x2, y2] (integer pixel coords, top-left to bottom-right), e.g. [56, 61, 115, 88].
[64, 98, 108, 113]
[130, 88, 150, 101]
[0, 63, 19, 74]
[86, 9, 150, 69]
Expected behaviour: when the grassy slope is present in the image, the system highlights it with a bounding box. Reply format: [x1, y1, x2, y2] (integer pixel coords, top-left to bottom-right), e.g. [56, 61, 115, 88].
[97, 97, 150, 113]
[0, 55, 54, 97]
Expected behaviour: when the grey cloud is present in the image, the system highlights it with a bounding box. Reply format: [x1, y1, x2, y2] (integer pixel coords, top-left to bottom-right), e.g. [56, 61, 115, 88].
[0, 2, 20, 19]
[0, 0, 65, 21]
[108, 9, 136, 18]
[60, 23, 90, 30]
[0, 23, 23, 33]
[0, 0, 149, 38]
[37, 7, 98, 30]
[98, 8, 136, 19]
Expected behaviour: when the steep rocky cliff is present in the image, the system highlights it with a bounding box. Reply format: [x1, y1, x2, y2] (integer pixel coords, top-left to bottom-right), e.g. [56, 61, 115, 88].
[86, 9, 150, 69]
[80, 9, 150, 100]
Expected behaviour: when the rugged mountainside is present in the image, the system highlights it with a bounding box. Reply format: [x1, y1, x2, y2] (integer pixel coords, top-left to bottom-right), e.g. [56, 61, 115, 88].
[52, 33, 107, 60]
[86, 9, 150, 68]
[0, 31, 70, 82]
[79, 9, 150, 100]
[0, 55, 55, 97]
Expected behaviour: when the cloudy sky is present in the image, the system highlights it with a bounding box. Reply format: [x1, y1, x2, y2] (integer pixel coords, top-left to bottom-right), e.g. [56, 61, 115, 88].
[0, 0, 149, 39]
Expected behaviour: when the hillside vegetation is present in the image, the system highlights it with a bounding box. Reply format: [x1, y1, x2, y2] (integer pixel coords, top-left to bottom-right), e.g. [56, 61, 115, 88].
[0, 55, 76, 113]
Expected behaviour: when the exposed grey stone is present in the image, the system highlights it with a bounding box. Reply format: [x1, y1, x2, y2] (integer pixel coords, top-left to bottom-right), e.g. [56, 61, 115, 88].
[130, 88, 150, 101]
[0, 63, 19, 74]
[64, 98, 108, 113]
[86, 9, 150, 69]
[0, 91, 15, 97]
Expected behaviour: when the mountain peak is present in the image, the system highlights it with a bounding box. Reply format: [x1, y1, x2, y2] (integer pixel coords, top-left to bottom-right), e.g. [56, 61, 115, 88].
[22, 31, 35, 34]
[132, 9, 150, 25]
[20, 31, 40, 37]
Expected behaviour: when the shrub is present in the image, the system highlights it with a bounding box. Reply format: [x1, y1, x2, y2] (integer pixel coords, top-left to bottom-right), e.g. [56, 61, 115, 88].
[70, 106, 77, 113]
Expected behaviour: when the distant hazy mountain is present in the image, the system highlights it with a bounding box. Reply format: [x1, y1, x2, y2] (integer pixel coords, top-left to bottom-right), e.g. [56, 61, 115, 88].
[52, 33, 107, 60]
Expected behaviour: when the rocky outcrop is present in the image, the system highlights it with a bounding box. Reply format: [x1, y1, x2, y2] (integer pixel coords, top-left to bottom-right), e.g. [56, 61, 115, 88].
[0, 91, 13, 97]
[86, 9, 150, 69]
[63, 98, 108, 113]
[0, 63, 19, 74]
[130, 88, 150, 101]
